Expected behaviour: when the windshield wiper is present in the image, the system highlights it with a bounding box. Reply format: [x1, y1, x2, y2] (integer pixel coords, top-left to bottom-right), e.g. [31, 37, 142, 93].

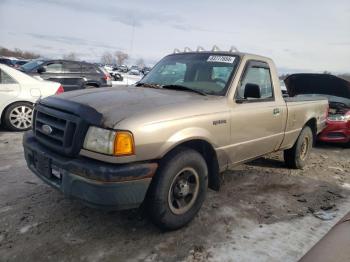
[135, 82, 162, 89]
[162, 85, 207, 96]
[136, 82, 207, 96]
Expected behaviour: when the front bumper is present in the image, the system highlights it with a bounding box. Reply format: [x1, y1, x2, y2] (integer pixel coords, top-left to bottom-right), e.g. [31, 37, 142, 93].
[318, 120, 350, 143]
[23, 131, 157, 210]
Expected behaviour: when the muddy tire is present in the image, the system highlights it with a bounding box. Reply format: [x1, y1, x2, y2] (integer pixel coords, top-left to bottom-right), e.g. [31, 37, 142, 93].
[3, 102, 33, 131]
[147, 147, 208, 230]
[284, 126, 313, 169]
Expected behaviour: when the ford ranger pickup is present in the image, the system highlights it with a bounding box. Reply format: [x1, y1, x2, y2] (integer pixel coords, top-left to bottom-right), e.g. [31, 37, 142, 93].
[23, 51, 328, 230]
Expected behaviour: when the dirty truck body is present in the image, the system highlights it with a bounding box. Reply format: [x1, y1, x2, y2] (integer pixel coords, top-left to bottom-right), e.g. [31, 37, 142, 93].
[23, 51, 328, 229]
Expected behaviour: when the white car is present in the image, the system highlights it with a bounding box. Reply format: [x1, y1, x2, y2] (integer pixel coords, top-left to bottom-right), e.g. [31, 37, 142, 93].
[0, 64, 64, 131]
[112, 72, 143, 87]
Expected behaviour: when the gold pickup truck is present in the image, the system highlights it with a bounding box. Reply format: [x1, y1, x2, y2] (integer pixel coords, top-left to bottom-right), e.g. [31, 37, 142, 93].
[23, 51, 328, 230]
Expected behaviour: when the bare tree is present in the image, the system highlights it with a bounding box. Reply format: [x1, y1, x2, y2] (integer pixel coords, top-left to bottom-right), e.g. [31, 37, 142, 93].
[136, 58, 145, 68]
[115, 51, 129, 66]
[0, 46, 40, 59]
[101, 52, 114, 64]
[63, 52, 78, 61]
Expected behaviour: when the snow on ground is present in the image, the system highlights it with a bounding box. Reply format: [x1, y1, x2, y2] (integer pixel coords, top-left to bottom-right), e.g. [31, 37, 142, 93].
[203, 200, 350, 262]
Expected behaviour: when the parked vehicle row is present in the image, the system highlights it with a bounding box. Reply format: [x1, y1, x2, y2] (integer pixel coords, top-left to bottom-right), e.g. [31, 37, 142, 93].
[23, 50, 329, 230]
[0, 57, 29, 68]
[284, 73, 350, 145]
[0, 64, 64, 131]
[19, 59, 112, 91]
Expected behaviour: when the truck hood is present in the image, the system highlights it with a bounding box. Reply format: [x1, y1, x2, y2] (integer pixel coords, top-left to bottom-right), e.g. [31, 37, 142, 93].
[55, 86, 222, 128]
[284, 73, 350, 99]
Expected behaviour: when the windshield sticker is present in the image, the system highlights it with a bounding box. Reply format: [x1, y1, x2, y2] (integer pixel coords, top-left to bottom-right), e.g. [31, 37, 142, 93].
[207, 56, 235, 64]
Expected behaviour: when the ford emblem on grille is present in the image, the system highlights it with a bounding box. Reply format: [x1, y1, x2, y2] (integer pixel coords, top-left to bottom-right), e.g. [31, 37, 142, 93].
[42, 124, 53, 135]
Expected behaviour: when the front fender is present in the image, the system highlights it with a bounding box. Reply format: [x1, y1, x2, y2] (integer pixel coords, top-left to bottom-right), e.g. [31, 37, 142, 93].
[159, 127, 216, 158]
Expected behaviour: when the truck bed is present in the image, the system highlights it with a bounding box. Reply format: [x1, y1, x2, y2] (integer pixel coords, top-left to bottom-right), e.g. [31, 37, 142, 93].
[284, 95, 328, 103]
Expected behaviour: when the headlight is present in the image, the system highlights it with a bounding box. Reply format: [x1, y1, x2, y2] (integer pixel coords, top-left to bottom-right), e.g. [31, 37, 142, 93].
[327, 114, 350, 122]
[83, 127, 135, 156]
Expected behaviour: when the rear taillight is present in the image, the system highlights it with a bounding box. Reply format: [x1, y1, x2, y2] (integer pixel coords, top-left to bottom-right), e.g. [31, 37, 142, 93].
[104, 74, 111, 81]
[55, 85, 64, 94]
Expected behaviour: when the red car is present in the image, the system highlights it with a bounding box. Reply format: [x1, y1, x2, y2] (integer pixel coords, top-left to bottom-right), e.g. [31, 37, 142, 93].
[285, 74, 350, 145]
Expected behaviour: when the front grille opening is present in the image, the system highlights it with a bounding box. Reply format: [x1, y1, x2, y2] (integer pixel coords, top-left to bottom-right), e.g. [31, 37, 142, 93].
[327, 132, 346, 138]
[36, 131, 63, 146]
[36, 111, 66, 130]
[34, 105, 81, 155]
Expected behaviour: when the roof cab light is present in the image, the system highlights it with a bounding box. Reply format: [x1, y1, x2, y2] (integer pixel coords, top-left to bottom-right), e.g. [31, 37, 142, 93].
[55, 85, 64, 95]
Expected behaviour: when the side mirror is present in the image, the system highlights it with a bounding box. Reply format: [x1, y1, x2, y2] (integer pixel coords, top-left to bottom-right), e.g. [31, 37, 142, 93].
[244, 83, 261, 99]
[37, 66, 45, 74]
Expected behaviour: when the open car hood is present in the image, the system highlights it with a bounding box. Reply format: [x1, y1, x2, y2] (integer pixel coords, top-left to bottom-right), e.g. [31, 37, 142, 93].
[284, 73, 350, 99]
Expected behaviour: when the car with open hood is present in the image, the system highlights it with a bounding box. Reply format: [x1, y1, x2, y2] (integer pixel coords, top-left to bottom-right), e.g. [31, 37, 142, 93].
[285, 73, 350, 145]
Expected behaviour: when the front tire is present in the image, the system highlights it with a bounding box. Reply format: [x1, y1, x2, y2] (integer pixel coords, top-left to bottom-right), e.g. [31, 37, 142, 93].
[147, 148, 208, 230]
[3, 102, 33, 131]
[284, 126, 313, 169]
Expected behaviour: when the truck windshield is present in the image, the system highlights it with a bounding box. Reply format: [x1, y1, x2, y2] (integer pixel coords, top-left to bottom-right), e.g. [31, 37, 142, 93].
[139, 53, 239, 96]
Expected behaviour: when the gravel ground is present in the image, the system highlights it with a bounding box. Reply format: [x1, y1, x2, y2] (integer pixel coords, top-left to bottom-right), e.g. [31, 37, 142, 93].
[0, 130, 349, 262]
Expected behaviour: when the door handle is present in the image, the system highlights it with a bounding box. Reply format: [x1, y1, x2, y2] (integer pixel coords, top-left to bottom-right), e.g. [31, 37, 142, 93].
[273, 108, 280, 115]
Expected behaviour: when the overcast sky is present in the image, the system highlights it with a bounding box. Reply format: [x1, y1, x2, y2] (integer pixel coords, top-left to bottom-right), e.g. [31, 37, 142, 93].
[1, 0, 350, 73]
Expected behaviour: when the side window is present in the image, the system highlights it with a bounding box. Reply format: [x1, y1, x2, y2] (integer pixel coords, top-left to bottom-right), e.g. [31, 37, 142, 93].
[64, 62, 81, 73]
[82, 64, 99, 74]
[43, 62, 63, 73]
[237, 62, 274, 101]
[0, 70, 17, 84]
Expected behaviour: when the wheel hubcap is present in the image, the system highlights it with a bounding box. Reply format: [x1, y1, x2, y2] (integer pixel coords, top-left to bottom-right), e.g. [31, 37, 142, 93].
[9, 105, 33, 130]
[168, 167, 199, 215]
[300, 136, 310, 160]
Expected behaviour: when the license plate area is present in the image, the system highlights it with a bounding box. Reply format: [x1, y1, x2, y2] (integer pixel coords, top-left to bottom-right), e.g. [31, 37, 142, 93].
[33, 153, 61, 182]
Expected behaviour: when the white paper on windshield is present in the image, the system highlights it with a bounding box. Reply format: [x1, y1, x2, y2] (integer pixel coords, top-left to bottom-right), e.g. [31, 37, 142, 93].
[207, 56, 235, 64]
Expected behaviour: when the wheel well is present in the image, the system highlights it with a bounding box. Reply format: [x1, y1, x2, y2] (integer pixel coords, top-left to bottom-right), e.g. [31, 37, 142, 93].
[165, 140, 221, 191]
[85, 83, 99, 88]
[1, 101, 33, 124]
[304, 118, 317, 142]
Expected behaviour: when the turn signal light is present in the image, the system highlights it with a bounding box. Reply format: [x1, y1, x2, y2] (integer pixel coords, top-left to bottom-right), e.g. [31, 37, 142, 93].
[114, 131, 135, 156]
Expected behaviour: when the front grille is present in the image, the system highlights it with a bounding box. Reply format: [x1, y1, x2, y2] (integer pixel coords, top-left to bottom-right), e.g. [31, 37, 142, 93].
[33, 104, 87, 156]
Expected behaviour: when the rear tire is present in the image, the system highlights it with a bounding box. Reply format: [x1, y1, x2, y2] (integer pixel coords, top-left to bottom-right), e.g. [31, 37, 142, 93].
[3, 102, 33, 131]
[284, 126, 313, 169]
[147, 147, 208, 230]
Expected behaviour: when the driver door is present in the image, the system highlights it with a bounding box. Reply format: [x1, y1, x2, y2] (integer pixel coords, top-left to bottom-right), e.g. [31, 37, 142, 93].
[228, 60, 285, 164]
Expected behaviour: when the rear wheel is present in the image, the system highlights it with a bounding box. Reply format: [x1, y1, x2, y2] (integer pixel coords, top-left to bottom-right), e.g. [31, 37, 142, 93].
[3, 102, 33, 131]
[284, 126, 313, 169]
[147, 148, 208, 230]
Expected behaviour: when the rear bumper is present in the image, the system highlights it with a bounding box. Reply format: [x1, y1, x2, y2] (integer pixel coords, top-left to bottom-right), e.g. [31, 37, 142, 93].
[318, 120, 350, 143]
[23, 131, 157, 210]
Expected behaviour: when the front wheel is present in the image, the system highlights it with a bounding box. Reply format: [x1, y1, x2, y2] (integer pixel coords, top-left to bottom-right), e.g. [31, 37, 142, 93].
[284, 126, 313, 169]
[3, 102, 33, 131]
[147, 148, 208, 230]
